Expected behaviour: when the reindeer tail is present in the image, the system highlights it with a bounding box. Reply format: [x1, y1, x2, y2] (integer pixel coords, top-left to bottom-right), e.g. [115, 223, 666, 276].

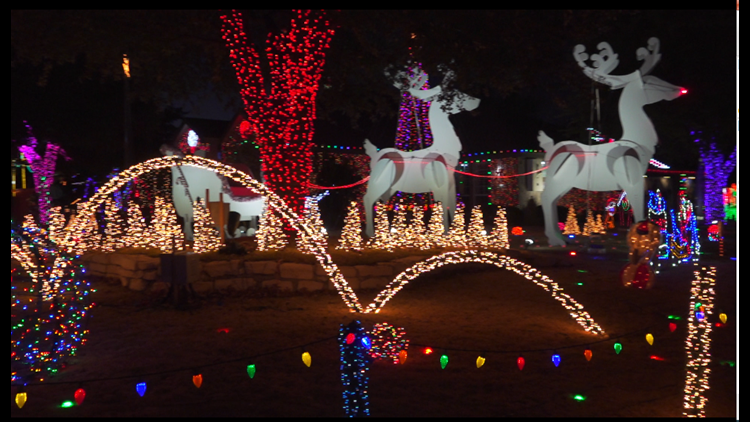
[363, 139, 378, 157]
[537, 131, 554, 152]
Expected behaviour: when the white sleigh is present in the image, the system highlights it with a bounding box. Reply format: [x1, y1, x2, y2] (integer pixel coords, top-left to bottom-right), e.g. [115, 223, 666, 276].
[363, 66, 480, 238]
[162, 146, 266, 240]
[538, 38, 686, 246]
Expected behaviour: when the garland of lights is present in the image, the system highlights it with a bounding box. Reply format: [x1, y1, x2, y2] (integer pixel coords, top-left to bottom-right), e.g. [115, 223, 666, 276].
[220, 9, 335, 218]
[11, 222, 93, 384]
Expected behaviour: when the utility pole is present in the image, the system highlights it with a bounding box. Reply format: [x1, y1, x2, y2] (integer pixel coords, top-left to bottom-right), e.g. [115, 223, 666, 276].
[122, 54, 133, 169]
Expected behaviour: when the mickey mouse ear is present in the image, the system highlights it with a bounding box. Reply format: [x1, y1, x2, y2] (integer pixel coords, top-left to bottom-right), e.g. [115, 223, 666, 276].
[636, 221, 650, 235]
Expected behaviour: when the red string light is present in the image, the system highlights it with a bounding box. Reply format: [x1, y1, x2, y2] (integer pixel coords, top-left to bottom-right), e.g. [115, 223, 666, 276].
[304, 165, 547, 191]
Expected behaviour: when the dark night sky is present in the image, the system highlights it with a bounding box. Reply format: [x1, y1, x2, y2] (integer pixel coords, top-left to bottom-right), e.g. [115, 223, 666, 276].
[11, 9, 737, 181]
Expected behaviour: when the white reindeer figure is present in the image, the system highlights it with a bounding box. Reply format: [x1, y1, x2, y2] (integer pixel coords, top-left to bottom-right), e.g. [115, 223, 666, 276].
[363, 66, 480, 238]
[537, 37, 686, 246]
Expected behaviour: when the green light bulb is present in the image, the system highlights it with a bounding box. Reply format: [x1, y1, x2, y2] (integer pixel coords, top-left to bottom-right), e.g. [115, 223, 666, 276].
[440, 354, 449, 370]
[247, 364, 256, 379]
[614, 342, 623, 355]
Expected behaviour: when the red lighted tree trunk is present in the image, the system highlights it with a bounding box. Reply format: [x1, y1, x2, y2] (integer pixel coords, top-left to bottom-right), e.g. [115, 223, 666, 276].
[220, 10, 334, 221]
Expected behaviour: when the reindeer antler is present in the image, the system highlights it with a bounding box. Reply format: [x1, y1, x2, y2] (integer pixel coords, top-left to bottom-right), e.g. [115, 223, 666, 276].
[385, 65, 428, 92]
[574, 42, 620, 85]
[637, 37, 661, 76]
[591, 42, 620, 75]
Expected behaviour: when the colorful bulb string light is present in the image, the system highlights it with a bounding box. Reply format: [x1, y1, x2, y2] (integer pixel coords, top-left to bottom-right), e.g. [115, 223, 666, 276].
[11, 302, 729, 416]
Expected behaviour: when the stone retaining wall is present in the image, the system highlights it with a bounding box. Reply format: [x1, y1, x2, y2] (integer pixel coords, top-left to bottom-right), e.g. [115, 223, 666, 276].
[80, 252, 427, 295]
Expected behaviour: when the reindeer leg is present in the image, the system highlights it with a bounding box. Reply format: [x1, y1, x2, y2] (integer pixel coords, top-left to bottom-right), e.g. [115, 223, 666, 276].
[619, 154, 647, 224]
[541, 182, 570, 247]
[624, 180, 646, 224]
[445, 176, 456, 234]
[364, 159, 396, 238]
[425, 161, 453, 234]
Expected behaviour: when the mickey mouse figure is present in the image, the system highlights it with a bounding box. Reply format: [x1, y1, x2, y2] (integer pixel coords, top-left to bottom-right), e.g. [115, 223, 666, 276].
[621, 220, 661, 289]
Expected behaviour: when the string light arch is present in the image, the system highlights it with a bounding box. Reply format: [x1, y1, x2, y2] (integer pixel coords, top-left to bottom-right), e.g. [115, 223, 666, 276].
[61, 155, 363, 312]
[60, 157, 609, 326]
[365, 250, 606, 335]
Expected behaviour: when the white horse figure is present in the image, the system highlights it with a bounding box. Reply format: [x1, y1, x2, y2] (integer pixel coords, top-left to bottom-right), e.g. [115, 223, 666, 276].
[161, 146, 266, 240]
[538, 38, 686, 246]
[363, 66, 480, 238]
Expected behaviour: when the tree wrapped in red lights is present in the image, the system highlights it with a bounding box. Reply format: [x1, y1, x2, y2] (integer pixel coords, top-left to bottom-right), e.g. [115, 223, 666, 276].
[220, 10, 334, 220]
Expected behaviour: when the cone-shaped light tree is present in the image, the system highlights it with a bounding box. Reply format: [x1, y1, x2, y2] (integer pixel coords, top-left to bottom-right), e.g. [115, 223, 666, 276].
[337, 201, 364, 252]
[192, 197, 223, 253]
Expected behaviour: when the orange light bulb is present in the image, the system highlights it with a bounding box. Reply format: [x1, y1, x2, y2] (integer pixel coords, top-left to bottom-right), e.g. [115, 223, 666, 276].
[193, 374, 203, 389]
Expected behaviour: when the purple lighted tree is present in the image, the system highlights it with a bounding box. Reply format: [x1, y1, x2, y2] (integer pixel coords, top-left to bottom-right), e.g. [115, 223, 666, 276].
[700, 142, 736, 223]
[16, 124, 70, 226]
[394, 63, 433, 152]
[389, 62, 434, 210]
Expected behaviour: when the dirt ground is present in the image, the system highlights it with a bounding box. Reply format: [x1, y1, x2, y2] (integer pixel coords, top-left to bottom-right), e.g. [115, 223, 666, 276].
[11, 227, 737, 418]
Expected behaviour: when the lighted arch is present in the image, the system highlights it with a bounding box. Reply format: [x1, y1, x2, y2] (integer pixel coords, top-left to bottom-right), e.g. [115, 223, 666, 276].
[364, 250, 606, 335]
[61, 155, 364, 312]
[59, 156, 608, 330]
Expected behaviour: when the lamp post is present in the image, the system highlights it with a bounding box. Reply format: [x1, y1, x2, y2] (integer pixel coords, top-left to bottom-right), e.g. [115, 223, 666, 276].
[122, 54, 133, 169]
